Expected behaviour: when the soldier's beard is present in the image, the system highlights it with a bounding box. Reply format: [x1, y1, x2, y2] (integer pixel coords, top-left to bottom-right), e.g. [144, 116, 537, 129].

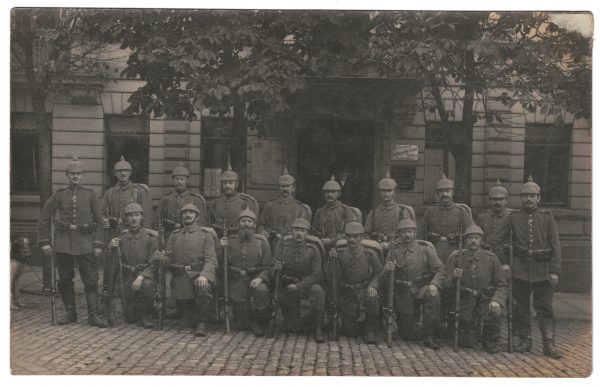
[240, 227, 254, 240]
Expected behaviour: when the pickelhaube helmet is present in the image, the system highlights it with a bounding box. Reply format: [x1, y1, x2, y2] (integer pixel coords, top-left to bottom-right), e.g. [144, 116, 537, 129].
[238, 208, 257, 221]
[291, 218, 310, 230]
[114, 155, 132, 171]
[463, 224, 484, 237]
[221, 161, 238, 182]
[436, 173, 454, 190]
[397, 218, 417, 230]
[124, 202, 144, 215]
[489, 178, 509, 197]
[520, 174, 541, 195]
[65, 155, 85, 173]
[322, 175, 341, 191]
[344, 221, 364, 235]
[278, 168, 295, 185]
[172, 162, 190, 177]
[378, 171, 397, 190]
[180, 203, 200, 214]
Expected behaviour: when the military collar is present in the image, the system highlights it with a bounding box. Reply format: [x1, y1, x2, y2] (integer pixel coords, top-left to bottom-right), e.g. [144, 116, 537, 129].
[467, 249, 483, 261]
[128, 227, 143, 238]
[400, 240, 417, 253]
[326, 201, 341, 210]
[237, 232, 253, 243]
[183, 223, 201, 233]
[223, 192, 240, 202]
[438, 202, 456, 211]
[380, 200, 398, 210]
[116, 181, 133, 191]
[278, 195, 294, 205]
[522, 206, 538, 214]
[492, 208, 509, 217]
[173, 189, 190, 198]
[67, 184, 82, 192]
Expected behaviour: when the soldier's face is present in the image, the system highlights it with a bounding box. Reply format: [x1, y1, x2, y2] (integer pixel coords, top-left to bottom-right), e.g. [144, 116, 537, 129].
[66, 172, 84, 185]
[489, 195, 508, 212]
[222, 180, 237, 195]
[181, 210, 198, 225]
[126, 212, 143, 229]
[238, 217, 256, 230]
[279, 183, 294, 197]
[173, 176, 188, 191]
[346, 233, 362, 247]
[466, 234, 482, 252]
[379, 189, 394, 202]
[521, 193, 540, 209]
[292, 227, 308, 242]
[115, 169, 131, 183]
[437, 188, 453, 204]
[399, 228, 416, 243]
[324, 190, 339, 203]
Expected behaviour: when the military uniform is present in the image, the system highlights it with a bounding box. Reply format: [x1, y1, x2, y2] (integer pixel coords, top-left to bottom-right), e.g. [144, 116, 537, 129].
[209, 192, 258, 233]
[258, 196, 311, 235]
[269, 236, 324, 334]
[422, 203, 473, 264]
[156, 189, 208, 235]
[38, 156, 107, 327]
[312, 201, 357, 247]
[224, 232, 272, 332]
[165, 222, 218, 331]
[476, 208, 513, 259]
[102, 181, 154, 235]
[445, 246, 508, 350]
[328, 241, 382, 338]
[364, 202, 415, 241]
[382, 238, 446, 341]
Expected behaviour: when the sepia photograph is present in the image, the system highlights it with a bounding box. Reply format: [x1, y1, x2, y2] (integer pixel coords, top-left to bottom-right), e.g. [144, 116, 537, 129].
[5, 1, 594, 382]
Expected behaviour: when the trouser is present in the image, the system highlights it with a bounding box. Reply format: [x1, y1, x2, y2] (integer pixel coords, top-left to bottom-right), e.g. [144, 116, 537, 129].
[456, 296, 502, 346]
[56, 253, 99, 295]
[231, 283, 272, 330]
[279, 284, 325, 332]
[394, 287, 440, 339]
[338, 288, 379, 337]
[513, 279, 554, 338]
[116, 274, 156, 323]
[176, 283, 215, 327]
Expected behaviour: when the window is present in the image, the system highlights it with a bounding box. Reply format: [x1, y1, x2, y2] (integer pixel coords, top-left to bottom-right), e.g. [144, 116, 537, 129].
[524, 124, 571, 206]
[105, 115, 149, 188]
[10, 113, 48, 194]
[201, 117, 233, 198]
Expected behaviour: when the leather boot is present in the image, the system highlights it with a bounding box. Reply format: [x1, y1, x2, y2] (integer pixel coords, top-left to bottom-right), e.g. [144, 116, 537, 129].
[364, 316, 378, 344]
[514, 335, 532, 353]
[195, 321, 207, 337]
[140, 314, 155, 329]
[423, 321, 440, 350]
[539, 319, 563, 359]
[251, 311, 267, 337]
[58, 288, 77, 325]
[85, 291, 109, 328]
[314, 312, 325, 343]
[459, 321, 477, 348]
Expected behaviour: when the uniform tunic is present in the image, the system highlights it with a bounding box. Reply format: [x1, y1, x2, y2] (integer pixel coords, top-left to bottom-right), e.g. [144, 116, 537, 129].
[156, 189, 208, 231]
[475, 208, 513, 262]
[364, 201, 415, 241]
[312, 201, 357, 240]
[209, 192, 258, 232]
[102, 181, 154, 234]
[271, 239, 323, 296]
[165, 223, 218, 300]
[422, 202, 473, 263]
[258, 195, 311, 234]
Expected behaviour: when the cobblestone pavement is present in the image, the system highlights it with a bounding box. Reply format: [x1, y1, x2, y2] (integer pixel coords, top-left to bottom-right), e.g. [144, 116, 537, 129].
[10, 293, 592, 377]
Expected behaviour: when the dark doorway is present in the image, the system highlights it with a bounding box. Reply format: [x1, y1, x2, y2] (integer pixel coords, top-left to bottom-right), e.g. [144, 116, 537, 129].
[296, 119, 374, 218]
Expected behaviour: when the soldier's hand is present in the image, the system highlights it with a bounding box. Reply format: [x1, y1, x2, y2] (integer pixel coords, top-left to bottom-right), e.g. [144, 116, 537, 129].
[329, 248, 338, 258]
[379, 242, 389, 251]
[220, 237, 228, 247]
[550, 273, 559, 286]
[250, 277, 263, 288]
[131, 275, 144, 291]
[110, 238, 121, 249]
[286, 284, 298, 291]
[103, 217, 110, 228]
[489, 301, 501, 317]
[453, 268, 463, 279]
[41, 245, 53, 257]
[174, 223, 182, 229]
[384, 261, 395, 271]
[429, 284, 438, 297]
[273, 261, 283, 271]
[195, 276, 209, 290]
[93, 248, 103, 258]
[153, 250, 168, 262]
[367, 286, 378, 298]
[501, 264, 511, 280]
[262, 230, 270, 239]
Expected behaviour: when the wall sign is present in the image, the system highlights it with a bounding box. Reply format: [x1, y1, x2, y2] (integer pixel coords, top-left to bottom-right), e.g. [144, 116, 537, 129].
[391, 144, 419, 161]
[251, 139, 283, 184]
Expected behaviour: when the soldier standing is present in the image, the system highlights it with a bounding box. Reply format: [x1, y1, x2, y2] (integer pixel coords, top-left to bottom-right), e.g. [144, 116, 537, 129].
[382, 219, 446, 349]
[258, 168, 311, 238]
[219, 209, 272, 337]
[108, 202, 158, 329]
[38, 156, 108, 327]
[312, 176, 358, 249]
[270, 218, 325, 342]
[156, 164, 207, 239]
[445, 224, 507, 353]
[497, 176, 562, 358]
[154, 203, 218, 336]
[208, 165, 258, 236]
[476, 179, 513, 279]
[328, 222, 382, 344]
[364, 172, 415, 251]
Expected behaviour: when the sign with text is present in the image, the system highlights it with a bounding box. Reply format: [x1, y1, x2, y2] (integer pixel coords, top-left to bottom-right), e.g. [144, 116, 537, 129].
[251, 139, 283, 184]
[391, 144, 419, 161]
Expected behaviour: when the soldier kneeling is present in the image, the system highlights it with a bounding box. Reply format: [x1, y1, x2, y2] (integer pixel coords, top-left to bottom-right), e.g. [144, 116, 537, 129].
[445, 225, 507, 353]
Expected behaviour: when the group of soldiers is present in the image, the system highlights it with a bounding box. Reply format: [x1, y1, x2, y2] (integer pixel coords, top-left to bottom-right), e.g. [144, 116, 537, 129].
[37, 154, 562, 359]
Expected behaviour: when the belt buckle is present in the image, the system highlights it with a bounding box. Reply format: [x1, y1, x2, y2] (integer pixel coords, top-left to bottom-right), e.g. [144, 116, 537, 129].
[439, 236, 448, 242]
[69, 224, 77, 231]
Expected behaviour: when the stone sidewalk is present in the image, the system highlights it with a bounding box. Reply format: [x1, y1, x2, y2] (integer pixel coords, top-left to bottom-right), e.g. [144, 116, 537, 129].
[9, 291, 592, 377]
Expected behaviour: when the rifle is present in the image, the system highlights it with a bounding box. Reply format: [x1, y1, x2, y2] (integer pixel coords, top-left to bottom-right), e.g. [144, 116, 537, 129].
[384, 234, 396, 348]
[102, 210, 117, 325]
[222, 219, 231, 334]
[155, 215, 166, 330]
[49, 222, 57, 325]
[507, 229, 514, 353]
[266, 222, 285, 338]
[453, 223, 463, 353]
[330, 244, 340, 341]
[115, 244, 127, 316]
